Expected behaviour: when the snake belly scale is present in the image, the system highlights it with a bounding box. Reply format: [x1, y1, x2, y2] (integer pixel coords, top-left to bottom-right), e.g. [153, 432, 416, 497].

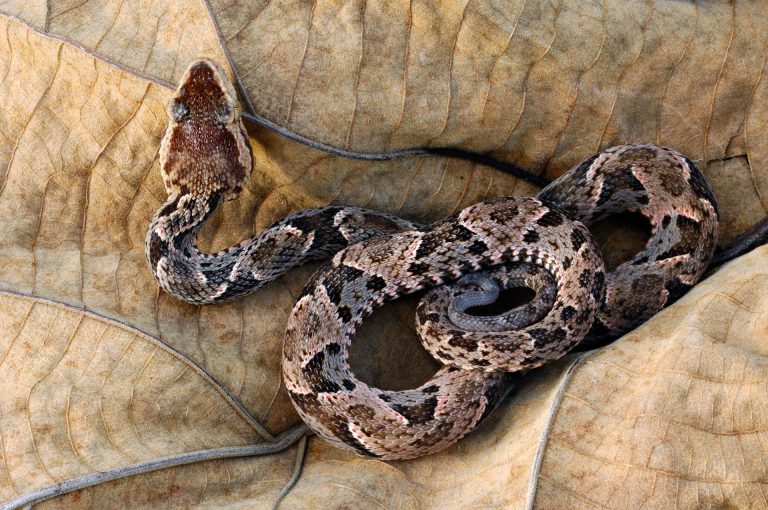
[146, 59, 718, 460]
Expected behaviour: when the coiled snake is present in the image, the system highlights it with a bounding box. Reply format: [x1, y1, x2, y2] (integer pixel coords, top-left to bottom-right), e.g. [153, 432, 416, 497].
[146, 60, 718, 460]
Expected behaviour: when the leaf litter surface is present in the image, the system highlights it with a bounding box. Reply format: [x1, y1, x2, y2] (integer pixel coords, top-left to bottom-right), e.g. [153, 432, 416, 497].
[0, 1, 767, 508]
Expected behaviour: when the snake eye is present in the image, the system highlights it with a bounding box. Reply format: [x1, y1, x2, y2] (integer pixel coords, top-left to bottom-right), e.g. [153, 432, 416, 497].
[169, 100, 189, 122]
[215, 100, 232, 123]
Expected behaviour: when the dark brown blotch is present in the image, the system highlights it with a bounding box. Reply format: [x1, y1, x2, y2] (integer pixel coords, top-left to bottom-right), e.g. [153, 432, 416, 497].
[407, 261, 431, 277]
[467, 239, 489, 255]
[416, 306, 441, 324]
[288, 390, 315, 414]
[591, 271, 605, 301]
[523, 229, 540, 243]
[488, 202, 519, 224]
[322, 266, 365, 306]
[336, 305, 352, 323]
[665, 277, 693, 304]
[570, 229, 588, 251]
[536, 210, 564, 228]
[595, 166, 648, 208]
[414, 222, 474, 260]
[658, 215, 701, 260]
[391, 397, 439, 425]
[147, 232, 166, 267]
[289, 209, 348, 250]
[302, 349, 342, 394]
[658, 169, 686, 196]
[448, 334, 479, 352]
[527, 327, 567, 349]
[560, 305, 576, 321]
[578, 268, 594, 289]
[366, 275, 387, 292]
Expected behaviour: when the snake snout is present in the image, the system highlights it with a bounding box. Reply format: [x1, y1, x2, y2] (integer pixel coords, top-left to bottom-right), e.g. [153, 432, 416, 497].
[172, 59, 239, 124]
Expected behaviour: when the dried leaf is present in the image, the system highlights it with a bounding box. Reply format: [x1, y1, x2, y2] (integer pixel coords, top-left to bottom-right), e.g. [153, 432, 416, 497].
[0, 290, 301, 507]
[532, 247, 768, 508]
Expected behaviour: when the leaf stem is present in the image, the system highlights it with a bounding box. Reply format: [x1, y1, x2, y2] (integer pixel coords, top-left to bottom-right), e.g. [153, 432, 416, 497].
[0, 425, 309, 510]
[239, 111, 551, 188]
[709, 216, 768, 269]
[272, 434, 309, 509]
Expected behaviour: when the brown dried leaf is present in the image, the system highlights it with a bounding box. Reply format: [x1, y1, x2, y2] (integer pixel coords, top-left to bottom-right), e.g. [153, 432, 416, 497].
[532, 247, 768, 508]
[0, 2, 767, 508]
[0, 290, 301, 508]
[3, 1, 766, 237]
[0, 0, 226, 85]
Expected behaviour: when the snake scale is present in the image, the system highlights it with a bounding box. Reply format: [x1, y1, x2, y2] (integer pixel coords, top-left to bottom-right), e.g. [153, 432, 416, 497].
[146, 60, 719, 460]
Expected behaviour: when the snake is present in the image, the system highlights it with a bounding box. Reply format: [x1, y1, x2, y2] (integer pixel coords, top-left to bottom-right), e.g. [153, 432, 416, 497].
[146, 59, 719, 460]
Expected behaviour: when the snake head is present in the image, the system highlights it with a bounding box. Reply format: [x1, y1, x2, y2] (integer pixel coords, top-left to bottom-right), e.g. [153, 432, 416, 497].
[159, 59, 252, 201]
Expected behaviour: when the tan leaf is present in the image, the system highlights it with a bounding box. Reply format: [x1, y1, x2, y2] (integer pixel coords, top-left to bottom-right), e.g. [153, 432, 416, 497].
[1, 0, 226, 85]
[0, 2, 766, 508]
[0, 290, 303, 508]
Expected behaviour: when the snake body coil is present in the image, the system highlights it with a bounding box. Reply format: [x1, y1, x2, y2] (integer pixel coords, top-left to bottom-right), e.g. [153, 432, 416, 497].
[146, 60, 718, 460]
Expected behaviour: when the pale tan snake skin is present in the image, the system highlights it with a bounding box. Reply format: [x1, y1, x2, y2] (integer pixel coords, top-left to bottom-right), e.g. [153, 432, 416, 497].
[146, 60, 719, 460]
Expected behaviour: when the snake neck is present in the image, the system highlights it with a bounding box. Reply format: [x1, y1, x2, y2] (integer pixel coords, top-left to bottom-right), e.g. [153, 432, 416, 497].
[146, 192, 423, 305]
[146, 191, 251, 304]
